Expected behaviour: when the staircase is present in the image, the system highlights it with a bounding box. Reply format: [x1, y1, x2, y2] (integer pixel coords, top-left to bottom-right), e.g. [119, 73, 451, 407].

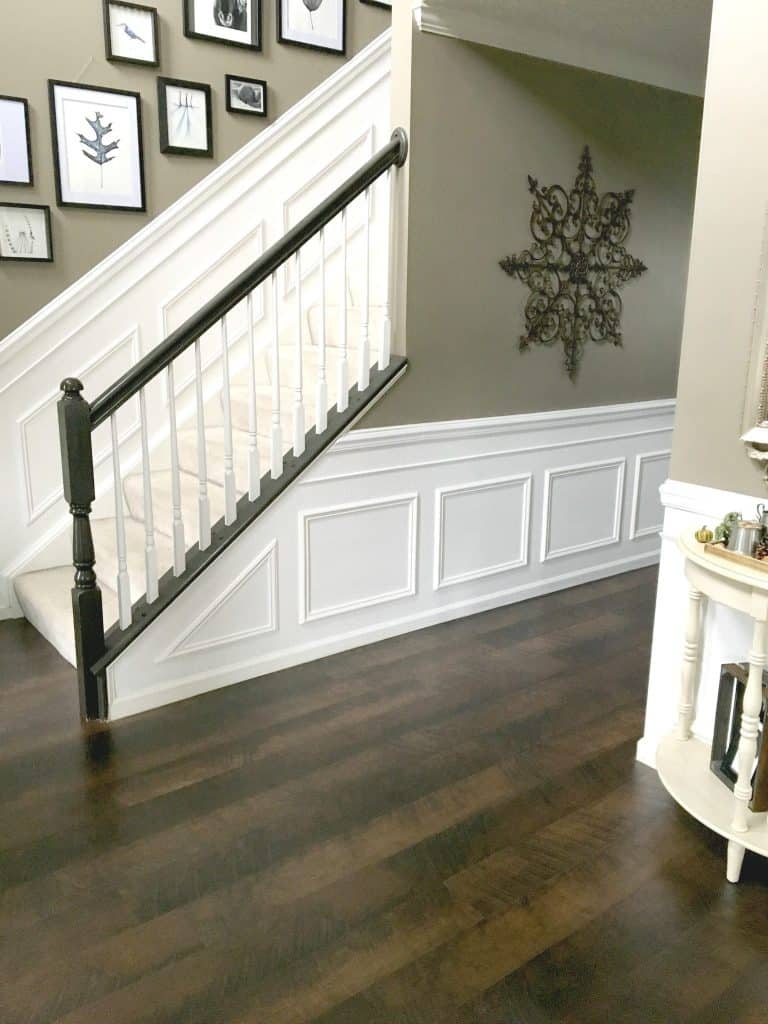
[13, 129, 409, 721]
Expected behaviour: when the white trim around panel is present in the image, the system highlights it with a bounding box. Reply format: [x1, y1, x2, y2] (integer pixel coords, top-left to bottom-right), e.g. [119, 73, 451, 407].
[17, 328, 142, 524]
[629, 450, 671, 540]
[541, 457, 626, 562]
[299, 493, 418, 623]
[434, 473, 532, 590]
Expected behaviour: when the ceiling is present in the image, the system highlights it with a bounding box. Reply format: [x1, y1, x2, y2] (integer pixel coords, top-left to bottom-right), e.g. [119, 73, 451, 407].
[413, 0, 713, 96]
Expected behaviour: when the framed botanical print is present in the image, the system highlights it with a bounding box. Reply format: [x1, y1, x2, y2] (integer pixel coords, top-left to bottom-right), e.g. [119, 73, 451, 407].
[277, 0, 346, 54]
[0, 203, 53, 263]
[225, 75, 267, 117]
[183, 0, 262, 50]
[0, 95, 33, 185]
[49, 80, 146, 211]
[103, 0, 160, 66]
[158, 77, 213, 157]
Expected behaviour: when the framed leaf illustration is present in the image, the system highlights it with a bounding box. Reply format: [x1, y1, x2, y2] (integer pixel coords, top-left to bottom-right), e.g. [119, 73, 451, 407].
[48, 80, 146, 211]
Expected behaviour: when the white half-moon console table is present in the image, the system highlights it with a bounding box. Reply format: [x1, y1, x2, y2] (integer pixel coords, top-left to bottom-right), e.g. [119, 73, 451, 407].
[656, 530, 768, 883]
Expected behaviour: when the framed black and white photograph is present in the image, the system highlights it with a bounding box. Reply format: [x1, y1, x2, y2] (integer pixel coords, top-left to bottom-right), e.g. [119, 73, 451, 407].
[0, 95, 33, 186]
[225, 75, 267, 117]
[158, 77, 213, 157]
[184, 0, 262, 50]
[0, 203, 53, 263]
[103, 0, 160, 66]
[277, 0, 346, 54]
[359, 0, 391, 7]
[49, 80, 146, 211]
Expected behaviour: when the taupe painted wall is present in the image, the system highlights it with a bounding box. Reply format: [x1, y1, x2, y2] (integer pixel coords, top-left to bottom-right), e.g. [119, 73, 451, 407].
[366, 29, 703, 428]
[0, 0, 388, 339]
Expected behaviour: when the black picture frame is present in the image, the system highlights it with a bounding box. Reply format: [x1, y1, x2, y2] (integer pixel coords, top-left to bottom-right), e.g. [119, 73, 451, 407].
[48, 80, 147, 212]
[710, 662, 768, 811]
[359, 0, 391, 7]
[276, 0, 346, 55]
[103, 0, 160, 66]
[183, 0, 262, 51]
[0, 202, 53, 263]
[0, 95, 33, 186]
[225, 74, 267, 117]
[157, 77, 214, 158]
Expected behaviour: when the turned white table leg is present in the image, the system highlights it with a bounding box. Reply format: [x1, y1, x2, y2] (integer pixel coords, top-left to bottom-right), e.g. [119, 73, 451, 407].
[677, 587, 703, 740]
[731, 617, 766, 834]
[727, 840, 746, 884]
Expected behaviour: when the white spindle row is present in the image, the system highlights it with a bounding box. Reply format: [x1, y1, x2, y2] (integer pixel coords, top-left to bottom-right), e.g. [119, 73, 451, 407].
[107, 170, 393, 629]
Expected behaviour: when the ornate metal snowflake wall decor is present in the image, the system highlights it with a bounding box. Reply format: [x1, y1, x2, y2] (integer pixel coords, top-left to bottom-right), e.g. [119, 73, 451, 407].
[499, 146, 647, 378]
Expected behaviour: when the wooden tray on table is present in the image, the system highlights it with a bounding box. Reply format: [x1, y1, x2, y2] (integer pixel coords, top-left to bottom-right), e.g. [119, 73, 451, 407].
[704, 541, 768, 574]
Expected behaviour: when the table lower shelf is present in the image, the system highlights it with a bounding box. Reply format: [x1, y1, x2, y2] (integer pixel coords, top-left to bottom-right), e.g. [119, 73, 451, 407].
[656, 732, 768, 858]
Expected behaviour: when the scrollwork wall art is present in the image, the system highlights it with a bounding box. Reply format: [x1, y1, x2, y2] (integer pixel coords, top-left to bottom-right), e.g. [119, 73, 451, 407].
[499, 146, 647, 378]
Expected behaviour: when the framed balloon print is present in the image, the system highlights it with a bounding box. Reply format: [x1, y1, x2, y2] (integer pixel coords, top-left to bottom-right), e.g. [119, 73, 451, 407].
[277, 0, 346, 55]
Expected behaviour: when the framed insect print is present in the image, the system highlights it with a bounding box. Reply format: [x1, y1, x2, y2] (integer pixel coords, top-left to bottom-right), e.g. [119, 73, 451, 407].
[225, 75, 267, 117]
[0, 95, 33, 185]
[103, 0, 160, 66]
[0, 203, 53, 263]
[48, 80, 146, 211]
[158, 77, 213, 157]
[277, 0, 346, 55]
[184, 0, 262, 50]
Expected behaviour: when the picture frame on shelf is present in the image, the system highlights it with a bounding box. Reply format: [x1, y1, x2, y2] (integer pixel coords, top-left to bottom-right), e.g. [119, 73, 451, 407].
[183, 0, 262, 50]
[0, 95, 33, 186]
[710, 662, 768, 811]
[158, 77, 213, 157]
[103, 0, 160, 66]
[277, 0, 346, 55]
[49, 80, 146, 211]
[225, 75, 267, 117]
[0, 203, 53, 263]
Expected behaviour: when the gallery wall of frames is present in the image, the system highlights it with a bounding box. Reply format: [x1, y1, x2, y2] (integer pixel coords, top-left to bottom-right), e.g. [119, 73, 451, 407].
[0, 0, 390, 271]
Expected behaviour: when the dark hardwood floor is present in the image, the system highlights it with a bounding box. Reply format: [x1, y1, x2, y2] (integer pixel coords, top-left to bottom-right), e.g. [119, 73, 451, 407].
[2, 566, 767, 1023]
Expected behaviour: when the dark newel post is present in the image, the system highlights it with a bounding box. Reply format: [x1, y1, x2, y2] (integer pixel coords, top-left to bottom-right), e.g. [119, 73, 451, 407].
[58, 378, 107, 720]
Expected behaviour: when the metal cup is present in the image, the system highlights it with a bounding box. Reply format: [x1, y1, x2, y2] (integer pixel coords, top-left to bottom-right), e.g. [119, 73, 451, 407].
[728, 521, 763, 556]
[758, 504, 768, 533]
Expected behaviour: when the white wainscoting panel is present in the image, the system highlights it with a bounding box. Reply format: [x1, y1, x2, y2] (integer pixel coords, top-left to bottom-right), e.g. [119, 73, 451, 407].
[542, 458, 625, 561]
[435, 474, 531, 589]
[301, 495, 418, 622]
[630, 450, 671, 539]
[104, 400, 674, 719]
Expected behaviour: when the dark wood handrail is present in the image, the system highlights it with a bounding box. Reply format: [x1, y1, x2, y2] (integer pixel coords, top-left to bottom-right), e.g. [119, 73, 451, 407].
[89, 128, 408, 429]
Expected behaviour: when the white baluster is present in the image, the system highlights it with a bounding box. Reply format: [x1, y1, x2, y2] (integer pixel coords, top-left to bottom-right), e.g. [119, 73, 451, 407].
[167, 362, 186, 576]
[220, 313, 237, 525]
[138, 387, 158, 603]
[246, 291, 261, 501]
[194, 338, 212, 551]
[270, 272, 283, 478]
[732, 617, 767, 835]
[294, 250, 306, 455]
[380, 167, 395, 370]
[359, 186, 371, 391]
[109, 415, 131, 629]
[677, 587, 703, 740]
[337, 207, 349, 412]
[316, 228, 328, 434]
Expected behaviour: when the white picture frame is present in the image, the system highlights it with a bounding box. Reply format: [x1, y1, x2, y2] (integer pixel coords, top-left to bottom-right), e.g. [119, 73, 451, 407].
[48, 80, 146, 212]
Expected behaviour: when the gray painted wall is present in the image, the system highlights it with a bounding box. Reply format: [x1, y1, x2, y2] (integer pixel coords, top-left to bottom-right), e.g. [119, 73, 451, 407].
[0, 0, 388, 339]
[365, 30, 703, 428]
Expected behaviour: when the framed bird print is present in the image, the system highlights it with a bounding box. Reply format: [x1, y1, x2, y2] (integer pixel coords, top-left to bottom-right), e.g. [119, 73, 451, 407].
[277, 0, 346, 54]
[158, 77, 213, 157]
[48, 81, 146, 211]
[103, 1, 160, 65]
[184, 0, 262, 51]
[0, 203, 53, 263]
[0, 96, 33, 185]
[225, 75, 267, 117]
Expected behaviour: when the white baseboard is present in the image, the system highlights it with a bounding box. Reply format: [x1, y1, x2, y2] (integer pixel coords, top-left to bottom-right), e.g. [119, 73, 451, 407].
[106, 400, 674, 719]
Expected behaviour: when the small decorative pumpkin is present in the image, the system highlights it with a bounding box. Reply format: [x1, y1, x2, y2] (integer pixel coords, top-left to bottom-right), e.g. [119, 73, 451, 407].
[695, 526, 714, 544]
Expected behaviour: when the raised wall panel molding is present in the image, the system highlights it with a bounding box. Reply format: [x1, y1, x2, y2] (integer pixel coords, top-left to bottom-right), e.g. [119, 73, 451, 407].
[164, 540, 277, 658]
[17, 329, 141, 524]
[434, 474, 531, 590]
[629, 450, 671, 540]
[541, 457, 626, 562]
[300, 494, 418, 623]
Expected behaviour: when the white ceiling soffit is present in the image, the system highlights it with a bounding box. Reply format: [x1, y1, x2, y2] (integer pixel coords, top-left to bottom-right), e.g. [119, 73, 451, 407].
[413, 0, 713, 96]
